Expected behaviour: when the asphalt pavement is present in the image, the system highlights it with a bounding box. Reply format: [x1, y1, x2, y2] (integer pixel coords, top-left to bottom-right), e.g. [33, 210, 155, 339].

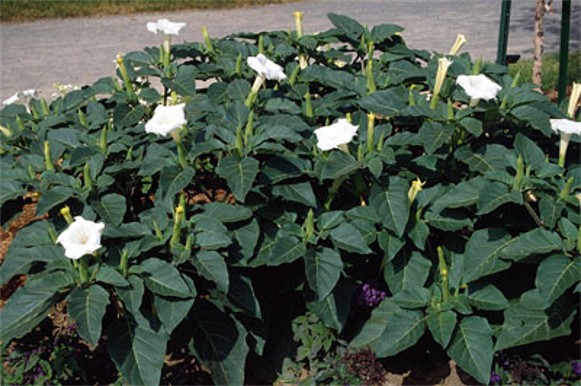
[1, 0, 579, 102]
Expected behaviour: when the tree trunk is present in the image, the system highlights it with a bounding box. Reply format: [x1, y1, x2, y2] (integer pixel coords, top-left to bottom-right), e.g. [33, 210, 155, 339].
[533, 0, 545, 88]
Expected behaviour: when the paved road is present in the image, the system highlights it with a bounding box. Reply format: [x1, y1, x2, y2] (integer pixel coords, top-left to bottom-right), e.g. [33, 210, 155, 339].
[1, 0, 579, 102]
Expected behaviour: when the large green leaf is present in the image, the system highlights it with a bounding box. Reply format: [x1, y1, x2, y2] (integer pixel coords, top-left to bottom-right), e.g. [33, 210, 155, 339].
[514, 133, 545, 169]
[95, 193, 126, 226]
[190, 300, 249, 386]
[116, 276, 145, 316]
[426, 309, 457, 349]
[216, 156, 259, 202]
[328, 13, 365, 39]
[350, 299, 400, 348]
[538, 195, 565, 229]
[500, 228, 563, 261]
[202, 203, 252, 223]
[434, 178, 484, 209]
[0, 271, 74, 344]
[153, 294, 195, 335]
[476, 182, 522, 215]
[319, 151, 361, 181]
[447, 316, 493, 384]
[357, 89, 407, 117]
[384, 251, 431, 294]
[304, 247, 343, 300]
[108, 318, 167, 386]
[133, 258, 193, 298]
[330, 223, 372, 254]
[377, 230, 405, 263]
[272, 181, 317, 207]
[308, 279, 353, 332]
[373, 308, 425, 357]
[67, 284, 111, 347]
[454, 144, 512, 173]
[192, 251, 229, 293]
[468, 284, 508, 311]
[462, 228, 513, 283]
[227, 274, 262, 319]
[157, 166, 196, 210]
[266, 236, 306, 266]
[0, 245, 66, 286]
[419, 121, 455, 153]
[36, 186, 73, 215]
[535, 255, 580, 306]
[369, 177, 410, 238]
[495, 290, 576, 351]
[113, 103, 145, 128]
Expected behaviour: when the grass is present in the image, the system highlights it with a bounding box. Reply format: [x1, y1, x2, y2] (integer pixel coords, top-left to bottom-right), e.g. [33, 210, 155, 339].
[0, 0, 297, 23]
[508, 52, 581, 92]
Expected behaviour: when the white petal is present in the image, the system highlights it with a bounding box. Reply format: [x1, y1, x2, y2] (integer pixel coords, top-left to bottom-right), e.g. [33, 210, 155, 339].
[314, 119, 359, 151]
[550, 119, 581, 135]
[57, 216, 105, 260]
[145, 103, 187, 137]
[247, 54, 286, 81]
[457, 74, 502, 101]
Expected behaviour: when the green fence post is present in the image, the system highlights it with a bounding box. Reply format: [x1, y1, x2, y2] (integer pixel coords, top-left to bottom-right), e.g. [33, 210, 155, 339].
[496, 0, 512, 65]
[558, 0, 571, 104]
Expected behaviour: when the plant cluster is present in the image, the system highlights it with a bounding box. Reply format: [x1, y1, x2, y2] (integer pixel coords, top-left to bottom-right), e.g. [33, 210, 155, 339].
[1, 12, 580, 385]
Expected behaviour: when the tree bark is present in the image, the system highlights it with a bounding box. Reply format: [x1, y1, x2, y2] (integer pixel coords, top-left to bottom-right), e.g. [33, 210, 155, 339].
[533, 0, 545, 88]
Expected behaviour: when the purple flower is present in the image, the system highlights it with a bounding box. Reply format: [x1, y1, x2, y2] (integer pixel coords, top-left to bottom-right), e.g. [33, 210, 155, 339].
[490, 372, 501, 384]
[573, 361, 581, 376]
[357, 282, 386, 308]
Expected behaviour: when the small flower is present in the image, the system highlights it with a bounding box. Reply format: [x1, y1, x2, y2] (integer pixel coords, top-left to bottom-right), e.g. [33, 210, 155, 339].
[145, 103, 187, 139]
[456, 74, 502, 105]
[314, 118, 359, 151]
[572, 360, 581, 376]
[550, 118, 581, 167]
[146, 18, 186, 36]
[56, 216, 105, 260]
[490, 372, 502, 384]
[357, 282, 386, 308]
[247, 54, 287, 82]
[568, 82, 580, 118]
[2, 89, 37, 106]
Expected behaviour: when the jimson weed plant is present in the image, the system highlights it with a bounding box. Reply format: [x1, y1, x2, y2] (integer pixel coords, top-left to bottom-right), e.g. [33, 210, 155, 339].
[1, 12, 580, 385]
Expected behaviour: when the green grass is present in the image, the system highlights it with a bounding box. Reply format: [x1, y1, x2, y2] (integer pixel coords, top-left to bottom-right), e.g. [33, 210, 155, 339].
[508, 52, 581, 92]
[0, 0, 297, 23]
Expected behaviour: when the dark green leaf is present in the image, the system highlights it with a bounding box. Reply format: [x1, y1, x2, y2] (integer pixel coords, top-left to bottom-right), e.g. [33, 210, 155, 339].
[500, 228, 562, 261]
[419, 122, 455, 153]
[190, 300, 248, 386]
[427, 310, 457, 349]
[193, 251, 229, 293]
[369, 178, 410, 237]
[330, 223, 372, 254]
[447, 316, 493, 384]
[216, 156, 259, 202]
[95, 193, 126, 226]
[535, 255, 580, 306]
[468, 285, 508, 311]
[67, 284, 110, 347]
[304, 248, 343, 300]
[476, 182, 522, 215]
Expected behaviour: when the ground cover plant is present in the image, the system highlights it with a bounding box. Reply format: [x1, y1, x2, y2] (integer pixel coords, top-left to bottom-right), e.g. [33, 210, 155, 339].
[0, 12, 580, 385]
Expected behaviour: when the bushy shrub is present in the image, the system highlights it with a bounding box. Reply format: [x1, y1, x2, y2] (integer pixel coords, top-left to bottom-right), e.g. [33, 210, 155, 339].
[1, 13, 579, 385]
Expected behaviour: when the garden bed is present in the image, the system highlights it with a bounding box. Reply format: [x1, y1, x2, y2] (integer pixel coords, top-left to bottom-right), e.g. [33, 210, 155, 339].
[1, 12, 580, 386]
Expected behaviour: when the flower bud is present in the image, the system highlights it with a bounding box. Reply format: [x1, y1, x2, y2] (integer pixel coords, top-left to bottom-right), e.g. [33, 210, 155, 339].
[60, 205, 74, 224]
[44, 140, 55, 171]
[430, 57, 453, 110]
[408, 178, 425, 204]
[568, 82, 581, 119]
[449, 34, 467, 56]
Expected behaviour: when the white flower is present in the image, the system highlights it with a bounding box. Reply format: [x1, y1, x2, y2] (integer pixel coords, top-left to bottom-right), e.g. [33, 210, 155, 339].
[2, 89, 37, 106]
[57, 216, 105, 260]
[550, 118, 581, 167]
[314, 119, 359, 151]
[456, 74, 502, 105]
[550, 119, 581, 135]
[146, 18, 186, 36]
[145, 104, 187, 138]
[247, 54, 287, 82]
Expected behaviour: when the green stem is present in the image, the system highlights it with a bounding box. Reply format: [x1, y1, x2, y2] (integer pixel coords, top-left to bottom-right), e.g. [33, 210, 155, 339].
[437, 246, 449, 301]
[512, 155, 524, 191]
[324, 178, 345, 210]
[83, 162, 93, 190]
[78, 256, 89, 284]
[303, 91, 313, 118]
[366, 113, 375, 154]
[244, 110, 255, 148]
[44, 140, 54, 171]
[119, 250, 129, 277]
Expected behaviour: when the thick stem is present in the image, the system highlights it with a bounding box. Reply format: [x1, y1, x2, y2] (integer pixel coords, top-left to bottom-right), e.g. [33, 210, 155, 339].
[78, 256, 89, 284]
[533, 0, 545, 87]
